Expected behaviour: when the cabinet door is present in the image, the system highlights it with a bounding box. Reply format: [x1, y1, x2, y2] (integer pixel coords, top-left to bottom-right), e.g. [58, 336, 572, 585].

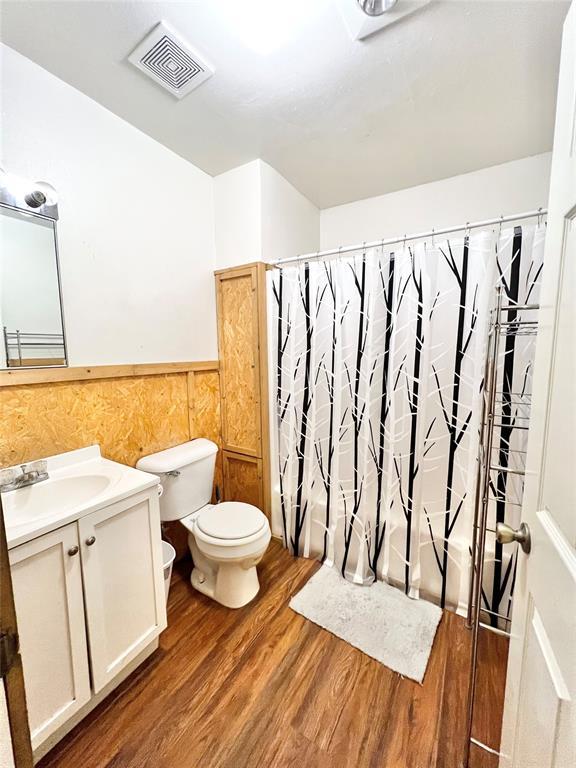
[9, 523, 90, 750]
[223, 451, 264, 509]
[79, 490, 166, 693]
[216, 267, 262, 456]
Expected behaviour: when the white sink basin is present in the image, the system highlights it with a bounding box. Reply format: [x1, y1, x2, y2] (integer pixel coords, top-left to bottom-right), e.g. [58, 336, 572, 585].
[3, 474, 113, 525]
[2, 445, 160, 549]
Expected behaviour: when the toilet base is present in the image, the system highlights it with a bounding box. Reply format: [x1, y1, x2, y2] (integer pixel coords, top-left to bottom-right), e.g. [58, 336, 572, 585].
[191, 561, 260, 608]
[187, 530, 267, 609]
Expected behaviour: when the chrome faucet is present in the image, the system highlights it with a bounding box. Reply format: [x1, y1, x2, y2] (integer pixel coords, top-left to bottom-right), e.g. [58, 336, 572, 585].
[0, 460, 49, 492]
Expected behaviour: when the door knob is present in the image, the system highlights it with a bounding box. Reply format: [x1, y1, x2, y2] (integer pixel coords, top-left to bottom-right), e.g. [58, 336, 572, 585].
[85, 536, 96, 547]
[496, 522, 531, 554]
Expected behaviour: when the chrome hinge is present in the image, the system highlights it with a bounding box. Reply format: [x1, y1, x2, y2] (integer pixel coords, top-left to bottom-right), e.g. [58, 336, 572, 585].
[0, 631, 19, 678]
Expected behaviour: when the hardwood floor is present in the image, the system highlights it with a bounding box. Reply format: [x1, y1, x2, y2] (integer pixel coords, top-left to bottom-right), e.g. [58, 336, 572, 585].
[38, 540, 507, 768]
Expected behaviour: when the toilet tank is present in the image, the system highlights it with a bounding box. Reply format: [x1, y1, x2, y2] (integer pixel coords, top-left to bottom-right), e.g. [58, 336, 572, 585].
[136, 439, 218, 521]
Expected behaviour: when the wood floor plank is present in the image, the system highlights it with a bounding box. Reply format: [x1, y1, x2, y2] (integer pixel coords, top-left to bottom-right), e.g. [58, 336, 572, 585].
[372, 611, 450, 768]
[323, 652, 402, 768]
[38, 540, 508, 768]
[471, 626, 509, 751]
[436, 611, 472, 768]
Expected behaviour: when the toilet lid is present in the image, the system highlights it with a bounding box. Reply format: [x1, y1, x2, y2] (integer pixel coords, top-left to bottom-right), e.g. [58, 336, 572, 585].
[196, 502, 267, 540]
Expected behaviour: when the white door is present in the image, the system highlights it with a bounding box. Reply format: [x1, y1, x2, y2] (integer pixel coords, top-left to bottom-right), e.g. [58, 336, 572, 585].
[500, 4, 576, 767]
[9, 523, 91, 751]
[79, 490, 166, 693]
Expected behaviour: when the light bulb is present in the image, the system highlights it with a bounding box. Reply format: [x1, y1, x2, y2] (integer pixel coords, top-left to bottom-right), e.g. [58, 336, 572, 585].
[32, 181, 58, 206]
[357, 0, 398, 16]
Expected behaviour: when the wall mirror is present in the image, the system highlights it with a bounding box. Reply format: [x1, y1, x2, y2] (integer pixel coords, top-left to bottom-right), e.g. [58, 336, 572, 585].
[0, 173, 67, 369]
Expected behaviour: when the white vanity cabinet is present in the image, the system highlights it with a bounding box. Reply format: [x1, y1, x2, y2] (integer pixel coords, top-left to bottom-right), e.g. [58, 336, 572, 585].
[79, 490, 166, 693]
[8, 484, 166, 756]
[9, 523, 91, 750]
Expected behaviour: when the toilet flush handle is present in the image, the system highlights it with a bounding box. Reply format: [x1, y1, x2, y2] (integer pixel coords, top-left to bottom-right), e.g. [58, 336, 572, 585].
[164, 470, 180, 478]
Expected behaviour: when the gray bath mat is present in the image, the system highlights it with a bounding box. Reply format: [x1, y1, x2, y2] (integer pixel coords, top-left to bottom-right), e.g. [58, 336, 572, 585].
[290, 565, 443, 684]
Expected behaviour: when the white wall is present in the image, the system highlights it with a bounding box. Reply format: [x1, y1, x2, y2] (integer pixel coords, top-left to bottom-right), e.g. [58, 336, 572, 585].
[260, 161, 319, 263]
[320, 153, 552, 250]
[213, 160, 320, 269]
[1, 43, 552, 369]
[0, 44, 217, 365]
[213, 161, 262, 270]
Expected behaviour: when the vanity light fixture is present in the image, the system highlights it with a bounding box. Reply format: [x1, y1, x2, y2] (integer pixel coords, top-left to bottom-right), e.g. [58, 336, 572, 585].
[357, 0, 399, 15]
[340, 0, 431, 41]
[24, 181, 58, 209]
[24, 190, 47, 208]
[0, 171, 59, 220]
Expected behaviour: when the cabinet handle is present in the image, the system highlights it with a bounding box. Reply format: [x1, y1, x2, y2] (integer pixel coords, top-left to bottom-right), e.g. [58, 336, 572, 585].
[68, 545, 79, 557]
[85, 536, 96, 547]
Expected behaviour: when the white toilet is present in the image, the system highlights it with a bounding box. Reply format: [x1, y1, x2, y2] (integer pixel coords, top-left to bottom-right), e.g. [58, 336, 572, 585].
[136, 439, 271, 609]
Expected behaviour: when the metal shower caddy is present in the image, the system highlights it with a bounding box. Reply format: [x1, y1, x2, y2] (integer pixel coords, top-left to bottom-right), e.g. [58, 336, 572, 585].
[464, 285, 540, 764]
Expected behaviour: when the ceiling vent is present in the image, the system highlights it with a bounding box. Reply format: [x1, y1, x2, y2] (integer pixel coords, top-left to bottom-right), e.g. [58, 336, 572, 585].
[128, 22, 214, 99]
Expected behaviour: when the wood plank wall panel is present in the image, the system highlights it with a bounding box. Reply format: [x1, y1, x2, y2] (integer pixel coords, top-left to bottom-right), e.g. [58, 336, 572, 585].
[190, 371, 224, 501]
[0, 366, 224, 565]
[189, 372, 221, 446]
[217, 272, 260, 456]
[0, 361, 218, 388]
[216, 263, 271, 519]
[222, 452, 263, 510]
[0, 370, 221, 471]
[0, 375, 190, 468]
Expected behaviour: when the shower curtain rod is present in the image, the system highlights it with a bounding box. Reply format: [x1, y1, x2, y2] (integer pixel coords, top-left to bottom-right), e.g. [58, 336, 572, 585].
[272, 207, 547, 266]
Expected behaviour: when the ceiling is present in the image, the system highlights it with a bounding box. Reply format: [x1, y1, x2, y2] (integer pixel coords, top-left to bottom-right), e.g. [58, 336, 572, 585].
[0, 0, 569, 208]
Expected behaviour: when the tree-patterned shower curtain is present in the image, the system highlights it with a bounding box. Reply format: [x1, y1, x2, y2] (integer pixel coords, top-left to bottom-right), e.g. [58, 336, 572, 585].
[270, 224, 545, 611]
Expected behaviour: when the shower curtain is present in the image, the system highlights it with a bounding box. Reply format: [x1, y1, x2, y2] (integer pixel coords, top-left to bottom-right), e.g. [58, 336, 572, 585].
[270, 224, 545, 611]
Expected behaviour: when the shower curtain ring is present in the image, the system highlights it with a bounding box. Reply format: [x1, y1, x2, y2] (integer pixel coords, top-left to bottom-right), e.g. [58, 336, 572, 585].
[431, 228, 435, 246]
[498, 215, 504, 236]
[537, 207, 543, 226]
[465, 221, 471, 239]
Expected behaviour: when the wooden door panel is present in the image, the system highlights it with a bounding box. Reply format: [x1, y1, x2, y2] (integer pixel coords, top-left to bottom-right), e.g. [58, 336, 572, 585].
[217, 270, 261, 456]
[79, 491, 166, 693]
[501, 6, 576, 767]
[514, 600, 571, 768]
[223, 451, 263, 510]
[9, 524, 90, 750]
[539, 214, 576, 546]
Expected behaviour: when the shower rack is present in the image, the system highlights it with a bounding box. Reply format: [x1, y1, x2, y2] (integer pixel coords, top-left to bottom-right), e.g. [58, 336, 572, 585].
[2, 327, 65, 367]
[464, 286, 540, 765]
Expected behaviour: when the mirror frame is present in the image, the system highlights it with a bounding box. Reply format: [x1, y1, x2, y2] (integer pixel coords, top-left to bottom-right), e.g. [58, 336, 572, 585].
[0, 178, 68, 370]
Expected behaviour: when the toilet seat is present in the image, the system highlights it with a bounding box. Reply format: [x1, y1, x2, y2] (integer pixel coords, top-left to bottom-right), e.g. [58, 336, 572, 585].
[197, 502, 266, 540]
[181, 502, 270, 550]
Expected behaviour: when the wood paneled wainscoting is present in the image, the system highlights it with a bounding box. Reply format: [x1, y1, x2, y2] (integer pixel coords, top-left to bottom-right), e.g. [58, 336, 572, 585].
[0, 362, 220, 469]
[0, 360, 224, 557]
[215, 262, 271, 518]
[0, 362, 222, 556]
